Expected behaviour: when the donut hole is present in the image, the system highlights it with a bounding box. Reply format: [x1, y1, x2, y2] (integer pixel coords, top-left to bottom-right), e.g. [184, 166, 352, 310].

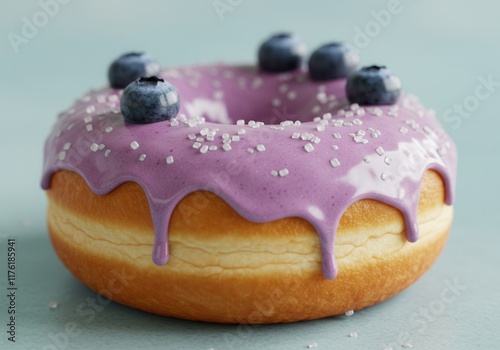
[175, 65, 347, 125]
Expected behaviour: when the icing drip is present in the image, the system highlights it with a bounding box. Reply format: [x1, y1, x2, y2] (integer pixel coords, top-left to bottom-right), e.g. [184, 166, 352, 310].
[41, 64, 457, 279]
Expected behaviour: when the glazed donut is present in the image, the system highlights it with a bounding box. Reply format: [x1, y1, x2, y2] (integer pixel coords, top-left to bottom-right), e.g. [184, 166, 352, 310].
[42, 38, 457, 324]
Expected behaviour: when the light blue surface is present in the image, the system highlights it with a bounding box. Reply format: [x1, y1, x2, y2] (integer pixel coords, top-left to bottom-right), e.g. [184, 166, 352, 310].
[0, 0, 499, 349]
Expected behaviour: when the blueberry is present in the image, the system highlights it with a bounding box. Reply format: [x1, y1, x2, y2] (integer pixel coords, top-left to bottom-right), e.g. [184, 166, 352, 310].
[108, 52, 161, 89]
[308, 43, 359, 81]
[346, 66, 402, 105]
[120, 77, 180, 124]
[258, 33, 307, 73]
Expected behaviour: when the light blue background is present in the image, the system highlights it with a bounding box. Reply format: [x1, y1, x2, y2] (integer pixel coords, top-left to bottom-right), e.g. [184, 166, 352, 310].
[0, 0, 499, 349]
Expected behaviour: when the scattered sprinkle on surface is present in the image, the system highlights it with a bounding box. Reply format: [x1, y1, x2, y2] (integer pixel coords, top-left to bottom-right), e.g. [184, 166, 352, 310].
[86, 105, 95, 114]
[279, 168, 289, 177]
[330, 158, 340, 168]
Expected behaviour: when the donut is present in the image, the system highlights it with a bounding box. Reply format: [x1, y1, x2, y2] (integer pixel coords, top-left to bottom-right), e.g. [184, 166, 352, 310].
[41, 35, 457, 323]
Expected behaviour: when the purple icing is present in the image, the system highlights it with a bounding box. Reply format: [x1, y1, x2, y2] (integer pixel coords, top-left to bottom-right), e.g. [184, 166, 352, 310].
[41, 64, 457, 279]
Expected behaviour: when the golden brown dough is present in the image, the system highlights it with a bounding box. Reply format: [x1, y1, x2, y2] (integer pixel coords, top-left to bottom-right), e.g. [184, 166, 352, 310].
[46, 169, 451, 323]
